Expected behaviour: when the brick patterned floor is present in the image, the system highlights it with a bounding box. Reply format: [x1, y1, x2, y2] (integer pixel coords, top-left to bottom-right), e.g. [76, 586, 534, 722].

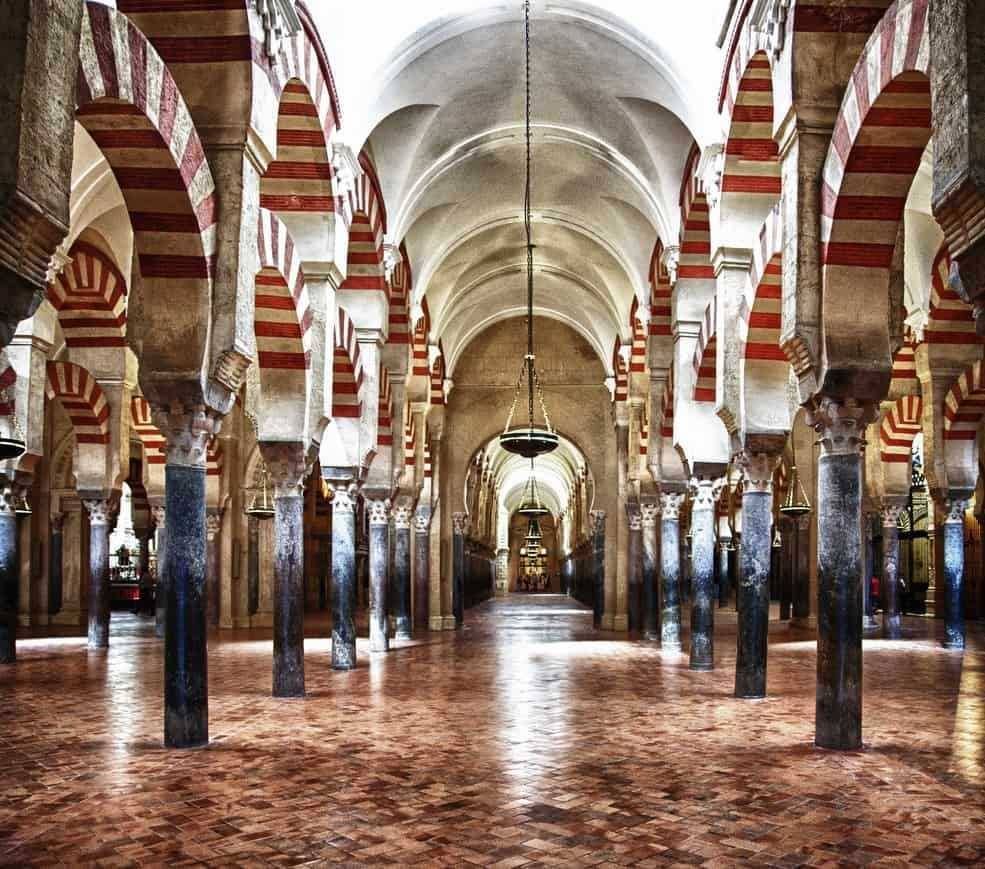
[1, 595, 983, 866]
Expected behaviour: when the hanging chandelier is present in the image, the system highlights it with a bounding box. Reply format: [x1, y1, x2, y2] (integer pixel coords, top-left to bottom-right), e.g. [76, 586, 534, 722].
[0, 381, 26, 462]
[517, 457, 550, 517]
[780, 437, 811, 517]
[499, 0, 558, 460]
[243, 407, 275, 520]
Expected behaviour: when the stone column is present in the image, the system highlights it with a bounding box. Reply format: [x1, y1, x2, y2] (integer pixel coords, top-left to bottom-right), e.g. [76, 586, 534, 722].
[261, 443, 307, 697]
[942, 495, 968, 650]
[331, 483, 358, 670]
[718, 535, 731, 608]
[247, 515, 260, 616]
[392, 503, 413, 640]
[808, 397, 874, 751]
[689, 478, 721, 671]
[640, 502, 659, 641]
[366, 498, 391, 652]
[157, 406, 218, 749]
[627, 505, 642, 632]
[413, 507, 431, 634]
[735, 451, 778, 698]
[778, 519, 792, 621]
[590, 510, 606, 628]
[82, 498, 113, 650]
[152, 505, 167, 638]
[659, 493, 683, 650]
[205, 509, 222, 627]
[880, 501, 905, 640]
[49, 513, 64, 616]
[792, 514, 810, 621]
[451, 512, 466, 628]
[862, 514, 877, 629]
[0, 482, 17, 663]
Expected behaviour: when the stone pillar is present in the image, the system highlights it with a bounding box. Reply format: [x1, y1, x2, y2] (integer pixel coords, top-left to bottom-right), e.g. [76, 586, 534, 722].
[366, 498, 391, 652]
[792, 514, 810, 621]
[451, 512, 466, 628]
[0, 482, 17, 663]
[392, 503, 413, 640]
[808, 397, 874, 751]
[689, 478, 720, 671]
[735, 451, 778, 699]
[331, 484, 358, 670]
[82, 498, 113, 650]
[152, 505, 167, 638]
[942, 495, 968, 650]
[880, 501, 905, 640]
[659, 493, 683, 650]
[862, 514, 877, 629]
[157, 406, 217, 749]
[627, 505, 642, 632]
[718, 536, 731, 608]
[261, 443, 307, 697]
[590, 510, 606, 628]
[413, 507, 431, 634]
[640, 502, 659, 641]
[247, 515, 260, 616]
[205, 509, 222, 627]
[49, 512, 64, 616]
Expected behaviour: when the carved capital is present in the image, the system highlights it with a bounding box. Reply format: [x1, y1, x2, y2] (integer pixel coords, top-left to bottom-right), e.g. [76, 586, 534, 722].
[660, 245, 680, 285]
[943, 496, 969, 525]
[258, 441, 307, 499]
[151, 505, 166, 530]
[413, 507, 432, 533]
[0, 481, 15, 517]
[367, 498, 391, 526]
[392, 503, 413, 530]
[737, 450, 780, 495]
[806, 396, 876, 457]
[589, 509, 606, 535]
[659, 492, 684, 521]
[626, 506, 642, 532]
[640, 501, 660, 528]
[205, 510, 222, 541]
[83, 498, 113, 527]
[880, 502, 905, 529]
[331, 144, 361, 198]
[154, 403, 222, 469]
[451, 511, 469, 535]
[209, 350, 252, 405]
[50, 512, 65, 533]
[331, 483, 358, 516]
[689, 477, 723, 511]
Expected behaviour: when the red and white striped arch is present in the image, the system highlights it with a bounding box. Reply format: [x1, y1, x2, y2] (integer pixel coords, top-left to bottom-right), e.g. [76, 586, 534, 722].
[692, 298, 717, 403]
[943, 361, 985, 443]
[46, 362, 110, 446]
[423, 423, 433, 479]
[649, 240, 672, 338]
[639, 402, 649, 459]
[889, 333, 920, 394]
[612, 339, 628, 403]
[378, 367, 392, 447]
[340, 153, 387, 293]
[820, 0, 931, 293]
[412, 298, 431, 377]
[404, 409, 416, 470]
[629, 299, 646, 373]
[130, 396, 165, 466]
[430, 347, 446, 407]
[388, 250, 412, 345]
[333, 307, 363, 419]
[722, 51, 780, 201]
[76, 3, 217, 332]
[48, 242, 128, 349]
[740, 205, 784, 362]
[927, 244, 977, 346]
[880, 394, 922, 462]
[255, 208, 313, 372]
[679, 144, 714, 282]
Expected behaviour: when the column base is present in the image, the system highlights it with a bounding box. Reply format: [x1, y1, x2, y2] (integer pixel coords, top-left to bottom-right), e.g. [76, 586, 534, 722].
[942, 638, 965, 651]
[442, 615, 457, 630]
[395, 628, 412, 641]
[428, 615, 444, 631]
[612, 614, 628, 632]
[51, 609, 82, 626]
[600, 614, 615, 630]
[661, 641, 682, 653]
[643, 630, 659, 642]
[862, 616, 878, 629]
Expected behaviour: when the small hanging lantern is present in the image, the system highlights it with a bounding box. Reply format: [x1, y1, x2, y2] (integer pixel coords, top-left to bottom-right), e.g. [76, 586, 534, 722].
[517, 457, 550, 517]
[246, 461, 276, 520]
[0, 382, 26, 462]
[780, 437, 811, 517]
[524, 516, 543, 543]
[14, 490, 31, 516]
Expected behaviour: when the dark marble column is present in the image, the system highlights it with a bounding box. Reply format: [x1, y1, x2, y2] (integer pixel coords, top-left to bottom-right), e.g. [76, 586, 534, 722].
[808, 397, 874, 751]
[792, 514, 810, 620]
[261, 443, 307, 697]
[735, 450, 779, 699]
[367, 498, 391, 652]
[392, 503, 413, 640]
[451, 512, 466, 629]
[331, 483, 358, 670]
[862, 513, 877, 629]
[205, 509, 222, 628]
[718, 535, 731, 608]
[49, 512, 64, 616]
[640, 502, 659, 641]
[152, 505, 167, 638]
[0, 482, 18, 663]
[83, 497, 113, 650]
[157, 406, 218, 749]
[590, 510, 606, 629]
[659, 493, 683, 650]
[689, 478, 721, 671]
[247, 515, 260, 616]
[942, 495, 968, 650]
[880, 501, 905, 640]
[627, 505, 642, 632]
[413, 507, 431, 634]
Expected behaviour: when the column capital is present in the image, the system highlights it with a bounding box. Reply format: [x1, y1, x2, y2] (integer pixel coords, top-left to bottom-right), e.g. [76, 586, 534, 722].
[659, 492, 684, 520]
[205, 510, 222, 541]
[737, 449, 781, 495]
[83, 498, 113, 527]
[258, 441, 307, 498]
[451, 512, 469, 535]
[331, 483, 358, 515]
[0, 480, 15, 517]
[806, 396, 877, 457]
[366, 498, 391, 526]
[589, 509, 606, 534]
[392, 503, 413, 530]
[154, 402, 222, 469]
[413, 506, 432, 533]
[689, 477, 724, 510]
[943, 495, 969, 525]
[880, 497, 907, 528]
[640, 501, 660, 528]
[50, 511, 65, 532]
[151, 505, 166, 529]
[626, 505, 642, 531]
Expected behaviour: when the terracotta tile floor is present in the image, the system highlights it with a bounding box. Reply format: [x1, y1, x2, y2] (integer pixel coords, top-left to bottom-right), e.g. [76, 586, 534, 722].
[1, 594, 984, 867]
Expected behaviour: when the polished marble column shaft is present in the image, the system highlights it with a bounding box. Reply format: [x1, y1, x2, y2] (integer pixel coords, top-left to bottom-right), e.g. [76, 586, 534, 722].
[659, 493, 683, 650]
[367, 498, 391, 652]
[83, 498, 113, 650]
[331, 484, 358, 670]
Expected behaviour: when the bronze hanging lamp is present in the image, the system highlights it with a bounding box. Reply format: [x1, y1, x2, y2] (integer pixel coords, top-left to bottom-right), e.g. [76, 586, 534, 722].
[780, 436, 811, 517]
[499, 0, 558, 459]
[0, 380, 26, 461]
[244, 407, 275, 520]
[517, 457, 550, 517]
